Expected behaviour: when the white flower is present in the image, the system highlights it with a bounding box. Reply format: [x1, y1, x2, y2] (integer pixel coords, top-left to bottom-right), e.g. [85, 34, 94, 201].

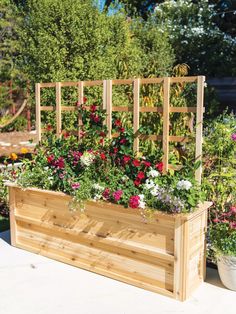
[138, 195, 146, 209]
[80, 152, 95, 167]
[93, 183, 104, 191]
[176, 180, 192, 191]
[150, 185, 159, 196]
[147, 168, 160, 178]
[144, 179, 155, 190]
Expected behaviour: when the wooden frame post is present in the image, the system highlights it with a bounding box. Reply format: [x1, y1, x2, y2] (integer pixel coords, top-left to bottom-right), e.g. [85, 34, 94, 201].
[77, 81, 84, 139]
[133, 78, 140, 154]
[9, 187, 16, 246]
[106, 80, 112, 139]
[35, 83, 41, 142]
[56, 82, 62, 138]
[195, 76, 205, 183]
[162, 77, 170, 174]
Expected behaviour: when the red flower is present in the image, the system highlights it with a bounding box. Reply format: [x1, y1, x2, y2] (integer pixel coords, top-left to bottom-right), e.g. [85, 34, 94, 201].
[137, 171, 145, 180]
[134, 179, 141, 186]
[100, 152, 106, 160]
[123, 155, 131, 164]
[47, 155, 54, 164]
[100, 131, 106, 137]
[93, 115, 100, 123]
[132, 159, 140, 167]
[55, 157, 65, 169]
[90, 105, 97, 112]
[102, 188, 110, 200]
[113, 147, 118, 154]
[83, 97, 87, 103]
[119, 127, 125, 133]
[230, 206, 236, 214]
[156, 162, 163, 173]
[129, 195, 140, 208]
[63, 131, 70, 139]
[143, 161, 151, 167]
[99, 138, 104, 145]
[114, 119, 122, 127]
[120, 138, 127, 145]
[46, 124, 53, 132]
[71, 182, 80, 190]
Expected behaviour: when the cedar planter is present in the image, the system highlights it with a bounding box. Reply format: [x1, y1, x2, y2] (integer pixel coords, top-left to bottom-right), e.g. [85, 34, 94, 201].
[8, 184, 211, 301]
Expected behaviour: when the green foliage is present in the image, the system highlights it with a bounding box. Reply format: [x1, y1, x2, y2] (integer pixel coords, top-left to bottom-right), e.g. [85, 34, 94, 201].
[202, 113, 236, 218]
[16, 0, 173, 83]
[153, 0, 236, 76]
[0, 0, 21, 81]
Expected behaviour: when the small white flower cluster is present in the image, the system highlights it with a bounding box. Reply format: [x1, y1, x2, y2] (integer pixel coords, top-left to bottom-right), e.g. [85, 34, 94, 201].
[138, 194, 146, 209]
[147, 168, 160, 178]
[80, 152, 95, 167]
[176, 180, 192, 191]
[144, 179, 156, 190]
[92, 183, 104, 200]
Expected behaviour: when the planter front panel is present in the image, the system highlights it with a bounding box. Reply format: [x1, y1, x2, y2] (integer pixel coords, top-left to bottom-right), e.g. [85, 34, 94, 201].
[9, 186, 210, 301]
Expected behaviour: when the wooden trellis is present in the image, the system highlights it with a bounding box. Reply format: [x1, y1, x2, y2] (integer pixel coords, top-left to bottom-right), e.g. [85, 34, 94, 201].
[35, 76, 205, 183]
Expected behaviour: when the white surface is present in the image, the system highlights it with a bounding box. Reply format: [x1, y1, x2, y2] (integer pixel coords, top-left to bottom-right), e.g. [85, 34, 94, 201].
[0, 230, 235, 314]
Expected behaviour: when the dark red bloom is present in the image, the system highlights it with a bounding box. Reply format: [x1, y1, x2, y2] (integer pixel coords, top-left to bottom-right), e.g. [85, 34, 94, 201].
[63, 131, 70, 139]
[119, 127, 125, 133]
[100, 152, 106, 160]
[143, 161, 151, 167]
[132, 159, 140, 167]
[55, 157, 65, 169]
[102, 188, 110, 200]
[129, 195, 140, 208]
[134, 179, 141, 186]
[114, 119, 122, 127]
[99, 138, 104, 145]
[120, 138, 127, 145]
[100, 131, 106, 137]
[113, 147, 118, 154]
[93, 115, 100, 123]
[156, 162, 163, 173]
[90, 105, 97, 112]
[47, 155, 54, 164]
[137, 171, 145, 180]
[83, 97, 87, 103]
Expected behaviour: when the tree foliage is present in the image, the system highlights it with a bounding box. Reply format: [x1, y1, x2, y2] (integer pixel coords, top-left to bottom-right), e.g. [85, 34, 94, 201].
[16, 0, 174, 83]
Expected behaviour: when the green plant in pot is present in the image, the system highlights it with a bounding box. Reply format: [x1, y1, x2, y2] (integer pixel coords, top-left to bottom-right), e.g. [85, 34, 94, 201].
[209, 205, 236, 290]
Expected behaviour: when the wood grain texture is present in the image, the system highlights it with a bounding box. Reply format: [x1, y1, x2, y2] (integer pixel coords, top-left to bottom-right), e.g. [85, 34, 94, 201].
[8, 185, 211, 301]
[35, 83, 41, 142]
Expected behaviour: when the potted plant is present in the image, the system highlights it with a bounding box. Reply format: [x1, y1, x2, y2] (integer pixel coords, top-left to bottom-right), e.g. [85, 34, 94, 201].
[209, 205, 236, 290]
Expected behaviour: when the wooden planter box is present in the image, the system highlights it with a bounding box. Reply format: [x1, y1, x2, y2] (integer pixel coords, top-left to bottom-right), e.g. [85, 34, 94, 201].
[8, 184, 211, 301]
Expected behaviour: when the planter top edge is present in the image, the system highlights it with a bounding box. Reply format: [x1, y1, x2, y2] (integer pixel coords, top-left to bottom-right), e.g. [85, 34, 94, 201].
[6, 182, 212, 220]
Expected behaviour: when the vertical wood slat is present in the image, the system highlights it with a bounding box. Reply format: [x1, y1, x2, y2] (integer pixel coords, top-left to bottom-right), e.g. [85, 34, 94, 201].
[195, 76, 205, 183]
[9, 187, 16, 246]
[77, 81, 84, 139]
[56, 82, 62, 138]
[35, 83, 41, 142]
[174, 218, 182, 299]
[106, 80, 112, 139]
[133, 78, 140, 153]
[162, 77, 170, 174]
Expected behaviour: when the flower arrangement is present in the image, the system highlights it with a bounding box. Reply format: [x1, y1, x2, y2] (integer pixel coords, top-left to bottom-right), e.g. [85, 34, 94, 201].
[12, 100, 205, 215]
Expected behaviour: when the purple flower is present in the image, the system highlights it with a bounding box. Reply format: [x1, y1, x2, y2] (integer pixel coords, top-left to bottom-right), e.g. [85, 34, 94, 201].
[71, 182, 80, 189]
[231, 133, 236, 141]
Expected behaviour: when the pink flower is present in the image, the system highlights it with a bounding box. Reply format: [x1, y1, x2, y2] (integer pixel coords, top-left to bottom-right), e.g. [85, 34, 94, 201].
[230, 222, 236, 229]
[120, 138, 127, 145]
[213, 218, 219, 223]
[55, 157, 65, 169]
[143, 161, 151, 167]
[129, 195, 140, 208]
[137, 171, 145, 180]
[90, 105, 97, 112]
[102, 188, 110, 200]
[231, 133, 236, 141]
[123, 155, 131, 164]
[230, 206, 236, 214]
[112, 190, 123, 202]
[71, 182, 80, 189]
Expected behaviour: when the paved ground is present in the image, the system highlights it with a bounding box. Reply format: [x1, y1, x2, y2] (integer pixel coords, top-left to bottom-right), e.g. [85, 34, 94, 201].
[0, 230, 235, 314]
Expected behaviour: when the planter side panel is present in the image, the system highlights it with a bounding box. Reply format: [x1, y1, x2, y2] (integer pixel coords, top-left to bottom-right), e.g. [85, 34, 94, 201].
[12, 187, 176, 298]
